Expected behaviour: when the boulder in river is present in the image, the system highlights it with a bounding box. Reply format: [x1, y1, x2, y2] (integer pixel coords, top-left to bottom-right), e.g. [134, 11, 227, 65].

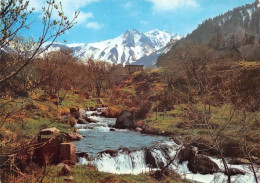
[187, 155, 220, 174]
[145, 149, 157, 168]
[64, 132, 83, 141]
[79, 108, 87, 119]
[77, 118, 88, 124]
[115, 110, 135, 129]
[178, 146, 198, 163]
[86, 117, 98, 123]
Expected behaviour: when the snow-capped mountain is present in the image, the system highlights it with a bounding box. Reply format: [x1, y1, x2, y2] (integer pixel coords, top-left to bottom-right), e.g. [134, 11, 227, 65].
[44, 29, 182, 66]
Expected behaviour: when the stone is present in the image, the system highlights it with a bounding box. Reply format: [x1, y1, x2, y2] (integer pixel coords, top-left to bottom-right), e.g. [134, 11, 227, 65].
[89, 107, 97, 111]
[64, 132, 83, 141]
[145, 149, 157, 168]
[79, 108, 87, 119]
[91, 113, 100, 116]
[86, 117, 98, 123]
[34, 137, 63, 165]
[64, 176, 74, 182]
[224, 168, 246, 176]
[40, 127, 60, 135]
[60, 143, 76, 163]
[77, 118, 88, 124]
[172, 136, 185, 145]
[136, 127, 142, 132]
[62, 160, 75, 166]
[187, 155, 220, 174]
[178, 146, 198, 163]
[60, 164, 71, 176]
[115, 110, 135, 129]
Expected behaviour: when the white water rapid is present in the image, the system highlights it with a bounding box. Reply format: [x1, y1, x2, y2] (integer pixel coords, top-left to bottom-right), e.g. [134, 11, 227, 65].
[75, 108, 260, 183]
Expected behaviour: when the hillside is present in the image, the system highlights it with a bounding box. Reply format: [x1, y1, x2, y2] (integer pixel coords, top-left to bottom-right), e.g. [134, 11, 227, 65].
[157, 0, 260, 66]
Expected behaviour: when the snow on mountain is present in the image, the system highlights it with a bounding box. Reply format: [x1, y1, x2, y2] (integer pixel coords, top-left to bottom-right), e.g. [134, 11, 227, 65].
[44, 29, 182, 66]
[144, 29, 181, 49]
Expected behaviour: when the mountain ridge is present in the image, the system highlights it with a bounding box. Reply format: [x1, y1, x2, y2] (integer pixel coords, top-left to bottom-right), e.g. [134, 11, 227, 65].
[43, 29, 182, 66]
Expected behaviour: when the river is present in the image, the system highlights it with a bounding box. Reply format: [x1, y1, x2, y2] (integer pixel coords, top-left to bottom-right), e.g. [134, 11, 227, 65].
[74, 108, 259, 183]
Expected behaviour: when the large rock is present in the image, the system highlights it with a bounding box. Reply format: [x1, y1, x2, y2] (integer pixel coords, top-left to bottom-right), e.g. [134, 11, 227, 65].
[64, 132, 83, 141]
[79, 108, 87, 119]
[85, 117, 98, 123]
[178, 146, 198, 163]
[77, 118, 88, 124]
[145, 149, 157, 168]
[188, 155, 220, 174]
[115, 110, 135, 129]
[136, 127, 142, 132]
[34, 137, 63, 165]
[60, 143, 76, 163]
[40, 127, 60, 135]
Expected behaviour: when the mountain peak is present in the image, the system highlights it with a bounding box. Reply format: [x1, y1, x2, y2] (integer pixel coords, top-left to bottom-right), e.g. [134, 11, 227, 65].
[124, 29, 141, 35]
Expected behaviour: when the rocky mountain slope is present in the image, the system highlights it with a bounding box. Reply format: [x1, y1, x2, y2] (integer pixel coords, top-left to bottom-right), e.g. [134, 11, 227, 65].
[157, 0, 260, 66]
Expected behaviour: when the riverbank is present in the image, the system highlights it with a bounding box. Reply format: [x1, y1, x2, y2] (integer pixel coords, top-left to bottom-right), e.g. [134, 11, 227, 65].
[30, 165, 189, 183]
[0, 90, 189, 183]
[104, 66, 260, 164]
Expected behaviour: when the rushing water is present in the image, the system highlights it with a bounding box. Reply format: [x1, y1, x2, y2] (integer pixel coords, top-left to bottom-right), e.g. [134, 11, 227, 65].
[74, 108, 260, 183]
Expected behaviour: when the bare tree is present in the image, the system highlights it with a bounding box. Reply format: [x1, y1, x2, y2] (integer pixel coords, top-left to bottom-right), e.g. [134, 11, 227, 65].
[0, 0, 79, 85]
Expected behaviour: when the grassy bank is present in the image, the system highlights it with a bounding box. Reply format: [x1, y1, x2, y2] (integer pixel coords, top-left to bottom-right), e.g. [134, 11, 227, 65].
[29, 165, 189, 183]
[0, 89, 100, 149]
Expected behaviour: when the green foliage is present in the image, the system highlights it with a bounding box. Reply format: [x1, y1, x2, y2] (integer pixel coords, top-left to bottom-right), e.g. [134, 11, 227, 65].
[31, 165, 190, 183]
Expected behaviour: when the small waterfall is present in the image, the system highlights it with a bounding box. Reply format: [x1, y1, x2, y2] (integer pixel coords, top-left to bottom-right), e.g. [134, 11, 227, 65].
[79, 141, 181, 174]
[78, 141, 259, 183]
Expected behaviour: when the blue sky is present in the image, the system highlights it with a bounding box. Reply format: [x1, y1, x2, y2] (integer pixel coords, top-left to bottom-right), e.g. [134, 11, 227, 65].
[26, 0, 254, 44]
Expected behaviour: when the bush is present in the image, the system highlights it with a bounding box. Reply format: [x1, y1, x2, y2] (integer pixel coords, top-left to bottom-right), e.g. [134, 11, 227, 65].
[101, 107, 122, 118]
[135, 102, 152, 120]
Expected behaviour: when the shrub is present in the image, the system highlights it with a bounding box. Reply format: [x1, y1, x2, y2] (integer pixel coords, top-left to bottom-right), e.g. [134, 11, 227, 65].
[101, 107, 122, 118]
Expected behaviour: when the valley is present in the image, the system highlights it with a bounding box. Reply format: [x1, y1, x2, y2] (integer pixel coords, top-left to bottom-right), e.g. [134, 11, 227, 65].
[0, 0, 260, 183]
